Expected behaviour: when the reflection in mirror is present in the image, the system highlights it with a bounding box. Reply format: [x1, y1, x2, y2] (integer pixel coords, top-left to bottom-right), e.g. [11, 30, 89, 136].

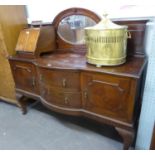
[57, 15, 96, 45]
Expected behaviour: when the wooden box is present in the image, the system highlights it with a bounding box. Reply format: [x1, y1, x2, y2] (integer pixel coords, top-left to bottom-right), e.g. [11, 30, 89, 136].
[16, 25, 56, 57]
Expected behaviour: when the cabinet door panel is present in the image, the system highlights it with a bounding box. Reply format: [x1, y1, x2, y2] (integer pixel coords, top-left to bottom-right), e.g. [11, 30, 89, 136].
[10, 61, 38, 94]
[81, 72, 133, 122]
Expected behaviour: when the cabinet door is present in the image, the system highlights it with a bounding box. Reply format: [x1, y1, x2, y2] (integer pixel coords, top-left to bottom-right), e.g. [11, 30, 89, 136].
[81, 72, 135, 122]
[10, 61, 38, 94]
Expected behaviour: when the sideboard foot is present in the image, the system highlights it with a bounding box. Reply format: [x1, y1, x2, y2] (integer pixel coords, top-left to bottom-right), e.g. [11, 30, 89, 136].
[17, 96, 27, 115]
[115, 127, 134, 150]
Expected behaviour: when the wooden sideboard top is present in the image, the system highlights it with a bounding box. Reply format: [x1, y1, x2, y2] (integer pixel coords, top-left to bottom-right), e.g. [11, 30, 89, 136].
[10, 51, 147, 79]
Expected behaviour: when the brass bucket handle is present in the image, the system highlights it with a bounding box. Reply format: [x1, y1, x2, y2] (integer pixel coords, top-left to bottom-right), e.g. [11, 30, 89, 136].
[127, 31, 131, 39]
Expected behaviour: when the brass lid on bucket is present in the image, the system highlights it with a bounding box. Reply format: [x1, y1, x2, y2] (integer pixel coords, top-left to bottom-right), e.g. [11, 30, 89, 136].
[85, 13, 127, 30]
[84, 13, 128, 67]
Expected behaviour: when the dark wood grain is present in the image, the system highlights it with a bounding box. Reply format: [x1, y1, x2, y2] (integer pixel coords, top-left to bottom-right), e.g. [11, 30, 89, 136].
[8, 8, 148, 150]
[114, 20, 147, 56]
[38, 68, 81, 91]
[81, 72, 134, 123]
[16, 25, 56, 57]
[36, 52, 147, 78]
[9, 60, 39, 95]
[115, 127, 134, 150]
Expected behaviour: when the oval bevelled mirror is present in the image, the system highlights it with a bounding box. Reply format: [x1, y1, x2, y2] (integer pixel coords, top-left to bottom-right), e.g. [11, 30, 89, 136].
[57, 15, 96, 45]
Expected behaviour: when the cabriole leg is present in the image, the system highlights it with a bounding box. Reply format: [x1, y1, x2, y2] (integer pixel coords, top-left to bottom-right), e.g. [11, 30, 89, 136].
[17, 95, 27, 114]
[115, 127, 134, 150]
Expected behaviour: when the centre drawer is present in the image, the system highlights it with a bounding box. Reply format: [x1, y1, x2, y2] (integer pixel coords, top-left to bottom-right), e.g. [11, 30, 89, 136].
[39, 68, 80, 91]
[42, 87, 81, 108]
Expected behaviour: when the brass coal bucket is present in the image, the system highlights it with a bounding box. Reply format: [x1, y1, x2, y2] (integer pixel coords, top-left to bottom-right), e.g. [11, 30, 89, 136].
[85, 14, 130, 67]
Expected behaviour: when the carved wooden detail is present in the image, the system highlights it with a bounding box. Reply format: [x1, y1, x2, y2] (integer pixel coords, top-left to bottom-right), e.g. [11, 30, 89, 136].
[10, 61, 39, 94]
[81, 73, 131, 121]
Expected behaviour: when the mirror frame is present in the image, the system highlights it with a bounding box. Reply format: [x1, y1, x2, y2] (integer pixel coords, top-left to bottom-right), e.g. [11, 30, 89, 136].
[52, 7, 101, 53]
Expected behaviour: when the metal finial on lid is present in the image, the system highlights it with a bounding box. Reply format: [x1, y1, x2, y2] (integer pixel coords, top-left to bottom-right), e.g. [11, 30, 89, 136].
[102, 12, 108, 18]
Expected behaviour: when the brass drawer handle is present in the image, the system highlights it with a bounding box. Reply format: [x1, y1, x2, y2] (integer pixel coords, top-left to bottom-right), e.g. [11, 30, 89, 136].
[62, 78, 67, 88]
[32, 77, 35, 87]
[127, 31, 132, 39]
[42, 89, 46, 96]
[40, 74, 43, 81]
[84, 91, 88, 99]
[64, 96, 69, 104]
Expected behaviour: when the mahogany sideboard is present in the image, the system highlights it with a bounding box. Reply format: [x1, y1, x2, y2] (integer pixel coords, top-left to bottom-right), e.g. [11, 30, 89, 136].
[8, 8, 148, 149]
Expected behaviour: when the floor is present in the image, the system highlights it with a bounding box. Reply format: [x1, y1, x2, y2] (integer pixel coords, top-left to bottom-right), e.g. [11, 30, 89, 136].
[0, 100, 125, 150]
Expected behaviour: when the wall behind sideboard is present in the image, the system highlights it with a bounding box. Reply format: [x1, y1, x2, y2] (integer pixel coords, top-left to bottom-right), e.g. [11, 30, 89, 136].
[26, 0, 155, 23]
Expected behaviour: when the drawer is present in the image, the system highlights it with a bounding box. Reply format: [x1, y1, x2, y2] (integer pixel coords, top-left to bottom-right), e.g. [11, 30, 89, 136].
[9, 60, 39, 94]
[42, 87, 81, 108]
[39, 68, 80, 91]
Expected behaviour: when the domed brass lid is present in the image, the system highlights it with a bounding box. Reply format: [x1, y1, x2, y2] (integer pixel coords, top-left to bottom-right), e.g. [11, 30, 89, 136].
[85, 13, 127, 30]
